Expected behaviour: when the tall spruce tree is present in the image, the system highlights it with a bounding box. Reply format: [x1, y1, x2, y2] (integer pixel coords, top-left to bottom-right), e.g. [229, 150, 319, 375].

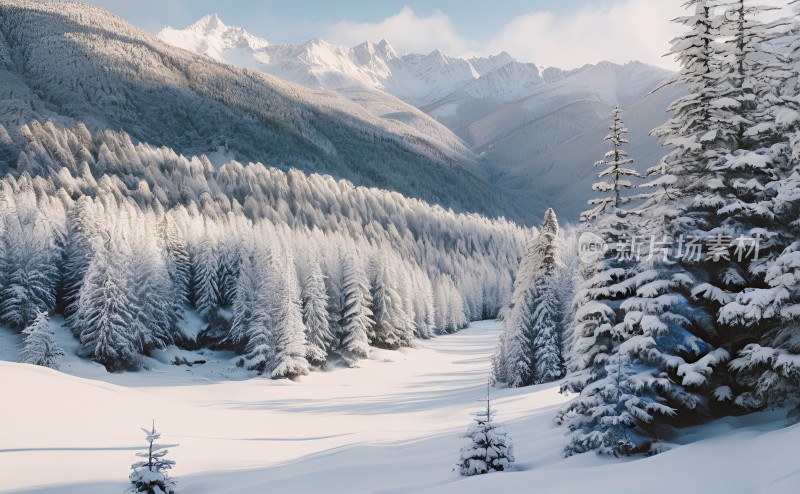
[369, 254, 411, 350]
[0, 199, 59, 329]
[268, 248, 310, 379]
[299, 258, 332, 366]
[335, 252, 372, 366]
[718, 2, 800, 413]
[494, 208, 564, 387]
[193, 233, 220, 320]
[582, 107, 641, 221]
[74, 233, 140, 372]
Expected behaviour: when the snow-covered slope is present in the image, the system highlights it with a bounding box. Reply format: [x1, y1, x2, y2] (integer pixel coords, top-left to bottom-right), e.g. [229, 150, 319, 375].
[2, 320, 796, 494]
[0, 1, 516, 220]
[159, 16, 675, 222]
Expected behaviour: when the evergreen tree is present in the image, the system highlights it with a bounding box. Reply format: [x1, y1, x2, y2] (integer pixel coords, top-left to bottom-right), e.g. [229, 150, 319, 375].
[129, 227, 178, 352]
[128, 422, 177, 494]
[19, 311, 65, 368]
[230, 245, 273, 372]
[74, 233, 139, 371]
[268, 248, 310, 379]
[456, 383, 514, 476]
[582, 107, 641, 221]
[714, 1, 800, 412]
[335, 253, 372, 366]
[217, 238, 241, 307]
[159, 217, 191, 306]
[193, 233, 220, 319]
[0, 200, 59, 329]
[62, 196, 97, 320]
[560, 352, 675, 456]
[299, 258, 332, 366]
[369, 254, 411, 349]
[494, 208, 564, 387]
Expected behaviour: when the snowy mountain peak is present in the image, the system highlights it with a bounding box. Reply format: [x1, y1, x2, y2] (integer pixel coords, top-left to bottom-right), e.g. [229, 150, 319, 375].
[159, 15, 269, 63]
[189, 13, 225, 32]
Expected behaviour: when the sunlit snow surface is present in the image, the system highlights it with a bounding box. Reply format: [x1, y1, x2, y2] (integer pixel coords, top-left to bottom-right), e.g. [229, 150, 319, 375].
[1, 320, 797, 493]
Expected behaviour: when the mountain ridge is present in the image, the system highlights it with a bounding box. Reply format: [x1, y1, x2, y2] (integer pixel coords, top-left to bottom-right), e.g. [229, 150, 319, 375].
[157, 15, 676, 221]
[0, 0, 517, 220]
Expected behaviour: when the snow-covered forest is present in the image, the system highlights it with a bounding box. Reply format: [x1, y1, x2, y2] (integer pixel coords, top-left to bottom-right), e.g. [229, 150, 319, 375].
[492, 0, 800, 458]
[0, 118, 526, 373]
[2, 0, 800, 492]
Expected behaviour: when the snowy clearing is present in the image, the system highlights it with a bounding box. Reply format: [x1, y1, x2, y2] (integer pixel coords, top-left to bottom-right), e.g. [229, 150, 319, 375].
[1, 320, 798, 493]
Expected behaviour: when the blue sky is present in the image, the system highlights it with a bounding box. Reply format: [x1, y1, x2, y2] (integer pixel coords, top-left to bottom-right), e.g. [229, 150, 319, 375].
[68, 0, 789, 69]
[76, 0, 602, 40]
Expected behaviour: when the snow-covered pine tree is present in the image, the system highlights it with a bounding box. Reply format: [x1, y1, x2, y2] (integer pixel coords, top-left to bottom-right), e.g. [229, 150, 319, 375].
[159, 216, 191, 306]
[217, 237, 241, 307]
[267, 247, 310, 379]
[128, 422, 177, 494]
[457, 382, 514, 476]
[411, 269, 437, 339]
[716, 0, 787, 150]
[19, 311, 65, 368]
[74, 232, 140, 371]
[299, 257, 332, 366]
[334, 252, 372, 366]
[582, 107, 641, 221]
[230, 244, 273, 372]
[128, 224, 179, 353]
[395, 263, 418, 342]
[719, 2, 800, 413]
[559, 84, 719, 455]
[62, 196, 97, 321]
[494, 208, 563, 387]
[0, 198, 59, 329]
[369, 254, 411, 350]
[564, 106, 642, 394]
[562, 351, 674, 456]
[192, 232, 220, 319]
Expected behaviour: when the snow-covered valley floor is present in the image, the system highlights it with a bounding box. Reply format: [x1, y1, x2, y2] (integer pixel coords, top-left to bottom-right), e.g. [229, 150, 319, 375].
[1, 320, 799, 493]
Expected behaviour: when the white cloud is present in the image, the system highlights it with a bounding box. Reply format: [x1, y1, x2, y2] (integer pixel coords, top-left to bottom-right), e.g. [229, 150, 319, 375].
[479, 0, 685, 70]
[326, 1, 794, 70]
[327, 6, 472, 55]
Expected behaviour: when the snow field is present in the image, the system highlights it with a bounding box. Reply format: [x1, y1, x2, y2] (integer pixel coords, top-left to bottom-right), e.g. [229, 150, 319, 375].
[2, 320, 798, 493]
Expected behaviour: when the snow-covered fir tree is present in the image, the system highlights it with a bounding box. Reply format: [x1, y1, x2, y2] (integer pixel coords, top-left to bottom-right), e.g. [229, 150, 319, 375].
[267, 246, 310, 379]
[333, 252, 373, 366]
[299, 256, 332, 366]
[561, 351, 675, 456]
[582, 107, 641, 221]
[719, 1, 800, 413]
[19, 311, 65, 368]
[456, 383, 514, 476]
[217, 236, 241, 307]
[73, 232, 140, 372]
[62, 196, 97, 319]
[128, 223, 179, 352]
[230, 243, 274, 373]
[0, 193, 59, 329]
[369, 253, 412, 350]
[192, 232, 220, 320]
[558, 0, 797, 455]
[159, 216, 191, 306]
[494, 208, 564, 387]
[128, 422, 177, 494]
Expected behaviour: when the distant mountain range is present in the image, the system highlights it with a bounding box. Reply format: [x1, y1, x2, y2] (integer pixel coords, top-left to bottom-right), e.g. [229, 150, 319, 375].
[159, 15, 680, 222]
